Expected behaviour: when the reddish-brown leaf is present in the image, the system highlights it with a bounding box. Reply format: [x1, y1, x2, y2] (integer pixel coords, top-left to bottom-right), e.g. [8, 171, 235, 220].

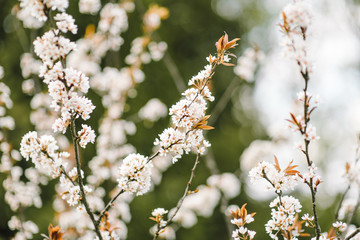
[48, 224, 64, 240]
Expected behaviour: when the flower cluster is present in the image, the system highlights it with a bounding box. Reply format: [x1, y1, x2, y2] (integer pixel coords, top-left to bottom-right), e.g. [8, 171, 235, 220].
[249, 158, 299, 193]
[41, 61, 95, 134]
[20, 131, 69, 178]
[234, 47, 264, 82]
[138, 98, 168, 122]
[280, 0, 312, 73]
[77, 124, 96, 148]
[0, 81, 14, 132]
[34, 30, 76, 67]
[117, 153, 153, 196]
[19, 0, 69, 23]
[265, 196, 303, 239]
[84, 3, 169, 198]
[125, 37, 168, 66]
[149, 207, 169, 235]
[153, 34, 239, 162]
[54, 12, 78, 34]
[154, 64, 215, 163]
[332, 221, 347, 232]
[28, 1, 97, 148]
[300, 163, 322, 190]
[230, 204, 256, 240]
[79, 0, 101, 15]
[59, 167, 92, 207]
[8, 216, 39, 240]
[207, 173, 241, 199]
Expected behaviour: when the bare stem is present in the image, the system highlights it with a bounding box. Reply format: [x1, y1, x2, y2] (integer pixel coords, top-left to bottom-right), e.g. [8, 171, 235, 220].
[70, 120, 103, 240]
[346, 191, 360, 226]
[301, 71, 321, 239]
[344, 227, 360, 240]
[339, 137, 360, 224]
[96, 189, 125, 225]
[153, 153, 201, 240]
[335, 185, 351, 220]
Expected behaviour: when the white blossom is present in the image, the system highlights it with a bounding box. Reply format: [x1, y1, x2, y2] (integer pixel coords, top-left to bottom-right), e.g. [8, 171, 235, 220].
[20, 131, 69, 178]
[98, 3, 128, 35]
[77, 124, 96, 148]
[207, 173, 241, 199]
[265, 196, 302, 239]
[117, 153, 153, 195]
[152, 208, 168, 217]
[54, 13, 78, 34]
[79, 0, 101, 14]
[249, 161, 299, 192]
[138, 98, 167, 122]
[33, 30, 76, 67]
[333, 221, 347, 232]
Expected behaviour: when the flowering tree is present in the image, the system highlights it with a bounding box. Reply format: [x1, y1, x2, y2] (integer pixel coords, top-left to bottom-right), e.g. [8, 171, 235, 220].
[1, 0, 360, 239]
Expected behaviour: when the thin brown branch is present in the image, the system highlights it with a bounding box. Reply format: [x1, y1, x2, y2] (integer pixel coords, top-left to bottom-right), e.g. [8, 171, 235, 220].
[346, 191, 360, 226]
[301, 69, 321, 239]
[43, 151, 77, 186]
[96, 189, 125, 225]
[345, 227, 360, 240]
[70, 119, 103, 240]
[335, 185, 351, 220]
[153, 153, 201, 240]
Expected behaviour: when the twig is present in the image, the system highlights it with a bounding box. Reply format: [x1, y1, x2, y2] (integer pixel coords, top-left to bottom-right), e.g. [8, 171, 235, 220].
[344, 227, 360, 240]
[335, 185, 351, 220]
[96, 189, 125, 225]
[43, 151, 76, 186]
[153, 153, 201, 240]
[346, 191, 360, 226]
[220, 194, 233, 239]
[301, 70, 321, 239]
[70, 120, 103, 240]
